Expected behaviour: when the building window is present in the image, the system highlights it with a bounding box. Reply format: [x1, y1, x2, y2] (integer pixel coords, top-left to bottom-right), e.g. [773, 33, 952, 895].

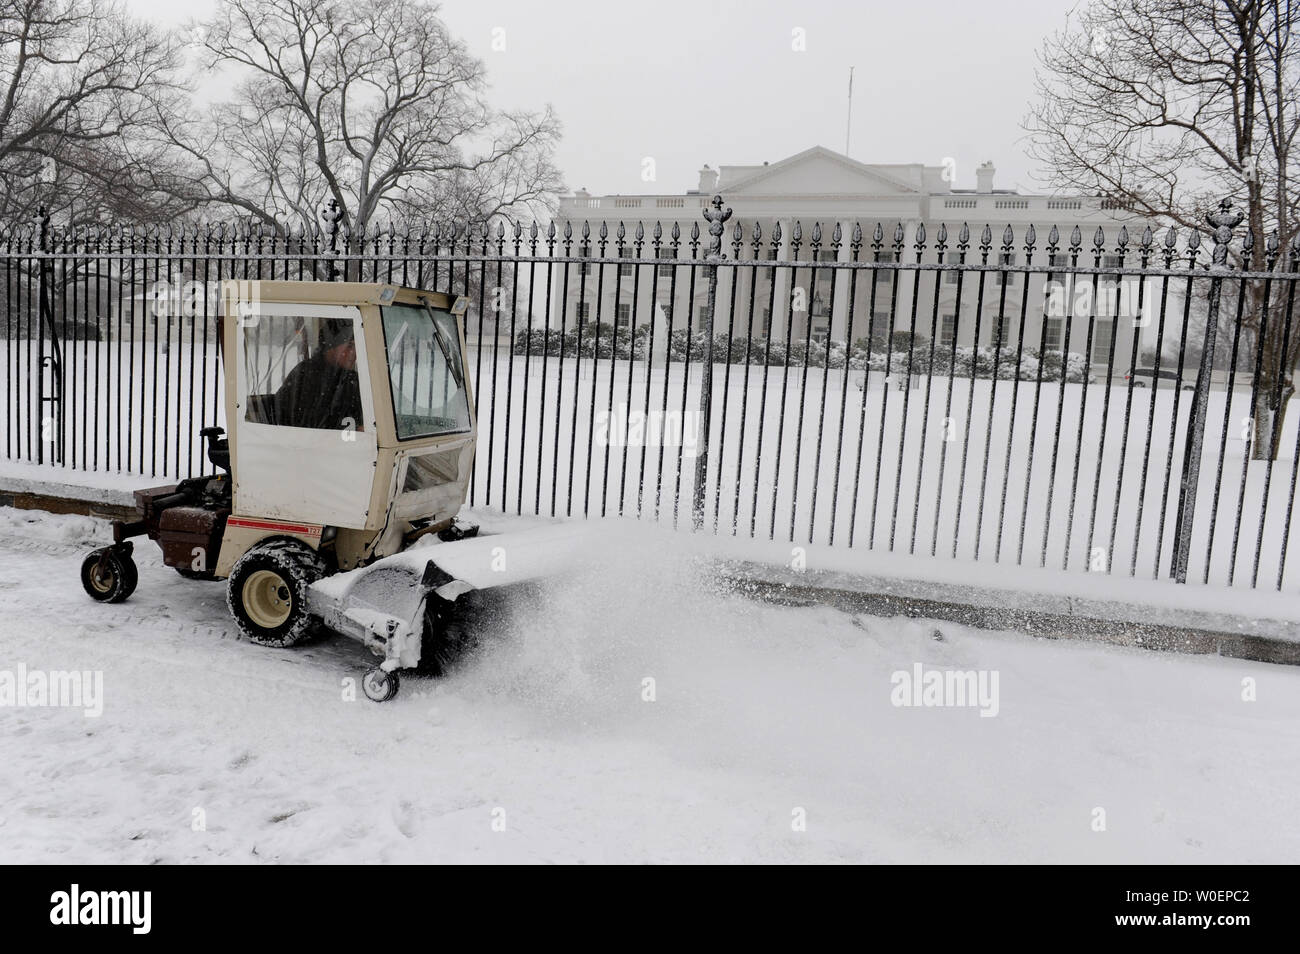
[940, 314, 956, 350]
[618, 246, 634, 278]
[945, 251, 962, 284]
[656, 247, 676, 278]
[1091, 319, 1114, 363]
[766, 247, 780, 262]
[874, 261, 893, 284]
[762, 307, 772, 336]
[696, 305, 709, 327]
[991, 316, 1009, 348]
[995, 251, 1017, 286]
[578, 247, 592, 276]
[815, 250, 836, 293]
[1101, 254, 1123, 270]
[1044, 317, 1064, 351]
[617, 302, 632, 327]
[576, 301, 591, 324]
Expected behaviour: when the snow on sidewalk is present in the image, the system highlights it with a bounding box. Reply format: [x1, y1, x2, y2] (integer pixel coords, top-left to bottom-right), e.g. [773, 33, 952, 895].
[1, 505, 1298, 864]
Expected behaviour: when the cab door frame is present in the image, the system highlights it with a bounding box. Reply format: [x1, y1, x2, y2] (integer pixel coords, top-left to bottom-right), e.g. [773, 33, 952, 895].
[228, 301, 379, 529]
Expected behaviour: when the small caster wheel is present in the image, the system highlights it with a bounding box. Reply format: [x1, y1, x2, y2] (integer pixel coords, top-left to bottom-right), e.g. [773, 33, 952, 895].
[81, 546, 138, 603]
[362, 667, 400, 702]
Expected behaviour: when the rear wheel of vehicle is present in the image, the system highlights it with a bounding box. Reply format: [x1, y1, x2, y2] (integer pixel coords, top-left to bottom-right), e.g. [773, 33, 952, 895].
[227, 540, 324, 648]
[80, 548, 138, 603]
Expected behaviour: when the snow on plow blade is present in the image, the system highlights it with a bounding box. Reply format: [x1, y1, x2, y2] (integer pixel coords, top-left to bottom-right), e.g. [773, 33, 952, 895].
[307, 522, 595, 673]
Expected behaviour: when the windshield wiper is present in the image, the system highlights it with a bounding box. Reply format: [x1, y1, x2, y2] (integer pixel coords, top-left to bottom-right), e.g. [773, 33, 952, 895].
[419, 297, 465, 388]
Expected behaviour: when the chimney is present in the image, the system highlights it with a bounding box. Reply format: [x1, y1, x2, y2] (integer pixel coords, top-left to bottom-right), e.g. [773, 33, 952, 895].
[698, 164, 719, 193]
[976, 161, 996, 194]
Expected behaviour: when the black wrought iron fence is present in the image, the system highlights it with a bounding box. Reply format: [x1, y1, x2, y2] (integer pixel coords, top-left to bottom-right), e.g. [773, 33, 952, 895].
[2, 196, 1299, 591]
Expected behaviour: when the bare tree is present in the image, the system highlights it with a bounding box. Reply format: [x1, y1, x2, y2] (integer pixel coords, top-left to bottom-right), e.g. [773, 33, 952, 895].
[0, 0, 186, 223]
[1027, 0, 1300, 459]
[153, 0, 563, 238]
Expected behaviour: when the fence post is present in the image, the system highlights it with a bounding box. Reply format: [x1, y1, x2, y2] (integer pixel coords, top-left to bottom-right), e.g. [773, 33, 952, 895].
[1171, 198, 1243, 582]
[35, 205, 62, 466]
[322, 198, 342, 281]
[694, 194, 732, 530]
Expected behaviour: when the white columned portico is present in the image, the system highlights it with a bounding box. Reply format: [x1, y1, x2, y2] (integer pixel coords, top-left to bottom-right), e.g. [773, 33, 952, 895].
[771, 217, 791, 343]
[831, 219, 853, 343]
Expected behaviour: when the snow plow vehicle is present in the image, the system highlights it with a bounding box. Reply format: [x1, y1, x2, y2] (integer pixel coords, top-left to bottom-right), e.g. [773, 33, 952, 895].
[79, 279, 525, 701]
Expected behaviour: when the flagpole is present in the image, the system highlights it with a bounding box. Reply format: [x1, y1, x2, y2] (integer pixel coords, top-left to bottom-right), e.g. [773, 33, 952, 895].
[845, 66, 854, 156]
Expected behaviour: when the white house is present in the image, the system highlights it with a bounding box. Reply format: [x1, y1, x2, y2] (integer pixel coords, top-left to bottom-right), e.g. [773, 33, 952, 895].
[548, 146, 1171, 372]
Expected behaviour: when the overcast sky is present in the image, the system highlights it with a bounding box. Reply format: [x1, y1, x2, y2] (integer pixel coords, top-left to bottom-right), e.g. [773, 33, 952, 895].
[125, 0, 1087, 197]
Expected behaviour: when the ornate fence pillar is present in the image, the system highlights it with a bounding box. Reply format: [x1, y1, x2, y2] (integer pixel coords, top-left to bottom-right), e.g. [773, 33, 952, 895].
[1171, 198, 1243, 582]
[35, 205, 63, 465]
[693, 194, 732, 530]
[321, 198, 343, 281]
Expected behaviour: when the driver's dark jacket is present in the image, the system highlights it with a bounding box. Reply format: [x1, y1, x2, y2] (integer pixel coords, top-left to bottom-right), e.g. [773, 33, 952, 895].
[272, 353, 363, 430]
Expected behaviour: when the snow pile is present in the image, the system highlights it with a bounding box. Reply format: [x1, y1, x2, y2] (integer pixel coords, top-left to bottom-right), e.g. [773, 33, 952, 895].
[448, 520, 753, 725]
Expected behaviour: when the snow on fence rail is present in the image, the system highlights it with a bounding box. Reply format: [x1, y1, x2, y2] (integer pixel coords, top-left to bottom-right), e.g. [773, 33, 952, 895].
[2, 198, 1299, 591]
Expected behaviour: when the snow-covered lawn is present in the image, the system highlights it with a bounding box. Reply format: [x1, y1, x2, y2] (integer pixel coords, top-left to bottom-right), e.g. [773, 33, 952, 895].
[2, 506, 1297, 864]
[5, 342, 1299, 589]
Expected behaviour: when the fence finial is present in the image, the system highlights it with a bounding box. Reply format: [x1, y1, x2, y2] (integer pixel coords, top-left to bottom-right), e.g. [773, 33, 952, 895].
[1207, 197, 1243, 268]
[320, 198, 343, 280]
[702, 194, 732, 261]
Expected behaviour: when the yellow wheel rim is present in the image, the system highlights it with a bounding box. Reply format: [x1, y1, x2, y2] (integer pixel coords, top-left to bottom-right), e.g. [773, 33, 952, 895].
[242, 570, 292, 629]
[89, 562, 115, 593]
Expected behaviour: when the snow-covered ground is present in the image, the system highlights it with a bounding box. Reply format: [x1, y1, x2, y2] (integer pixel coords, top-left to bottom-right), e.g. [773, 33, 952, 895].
[2, 505, 1298, 864]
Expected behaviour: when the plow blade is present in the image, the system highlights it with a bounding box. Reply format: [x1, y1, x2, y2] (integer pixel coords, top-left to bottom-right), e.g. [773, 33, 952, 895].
[308, 521, 595, 675]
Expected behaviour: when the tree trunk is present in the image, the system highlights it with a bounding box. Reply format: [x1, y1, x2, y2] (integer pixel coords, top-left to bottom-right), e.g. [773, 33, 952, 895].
[1251, 384, 1292, 460]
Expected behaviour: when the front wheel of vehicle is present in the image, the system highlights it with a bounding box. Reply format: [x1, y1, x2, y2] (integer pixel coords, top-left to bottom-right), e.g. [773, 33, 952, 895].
[362, 667, 400, 702]
[80, 548, 138, 603]
[227, 540, 325, 648]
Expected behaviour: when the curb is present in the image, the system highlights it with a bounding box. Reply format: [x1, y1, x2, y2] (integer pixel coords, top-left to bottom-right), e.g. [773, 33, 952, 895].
[0, 483, 137, 522]
[717, 561, 1300, 667]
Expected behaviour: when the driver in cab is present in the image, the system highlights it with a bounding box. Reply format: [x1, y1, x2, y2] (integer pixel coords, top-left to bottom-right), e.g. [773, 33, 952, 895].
[273, 319, 365, 431]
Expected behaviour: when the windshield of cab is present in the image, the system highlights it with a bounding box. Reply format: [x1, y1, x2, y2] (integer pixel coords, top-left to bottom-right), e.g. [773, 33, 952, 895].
[380, 302, 471, 440]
